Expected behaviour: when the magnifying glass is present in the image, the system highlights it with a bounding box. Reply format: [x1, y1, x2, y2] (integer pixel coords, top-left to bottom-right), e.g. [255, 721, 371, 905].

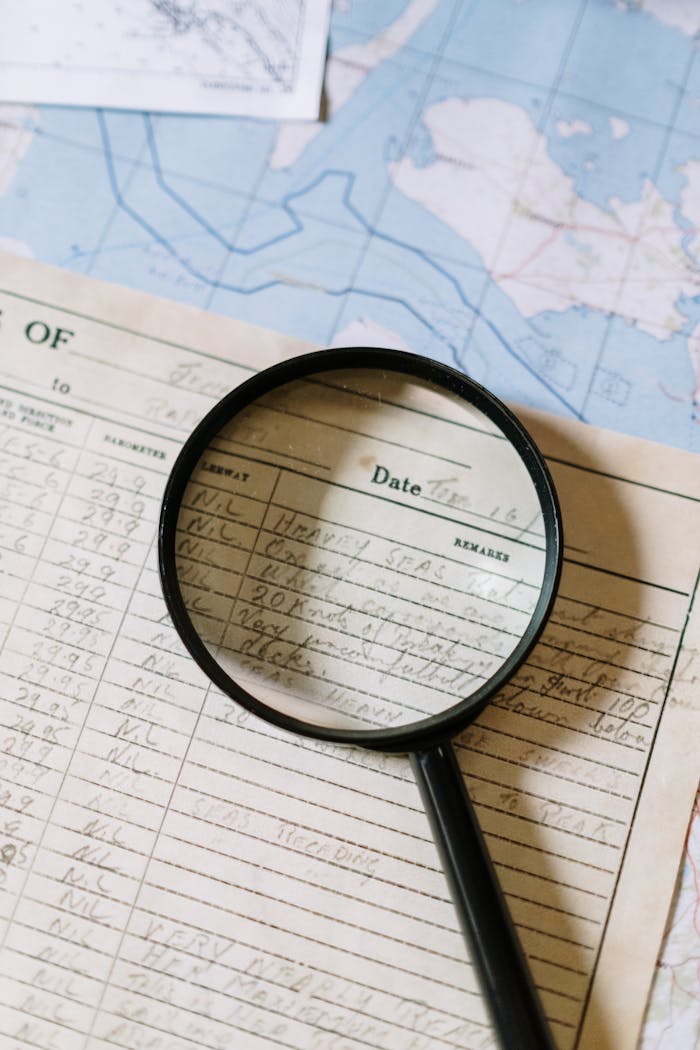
[158, 347, 562, 1050]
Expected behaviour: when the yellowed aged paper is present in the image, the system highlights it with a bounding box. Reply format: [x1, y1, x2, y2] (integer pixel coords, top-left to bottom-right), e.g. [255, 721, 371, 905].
[0, 252, 696, 1050]
[529, 413, 700, 1050]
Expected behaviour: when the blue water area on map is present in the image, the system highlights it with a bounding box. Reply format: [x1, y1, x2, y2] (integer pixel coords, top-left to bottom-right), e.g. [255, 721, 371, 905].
[150, 112, 275, 198]
[342, 235, 487, 358]
[482, 296, 610, 416]
[230, 196, 306, 253]
[677, 294, 700, 331]
[442, 0, 583, 90]
[206, 213, 368, 346]
[430, 53, 550, 125]
[658, 128, 700, 220]
[39, 105, 145, 159]
[675, 46, 700, 137]
[257, 56, 433, 229]
[588, 316, 698, 449]
[94, 108, 150, 160]
[277, 172, 369, 238]
[542, 95, 668, 209]
[331, 0, 459, 56]
[332, 0, 411, 40]
[85, 159, 234, 309]
[2, 113, 119, 269]
[563, 4, 693, 126]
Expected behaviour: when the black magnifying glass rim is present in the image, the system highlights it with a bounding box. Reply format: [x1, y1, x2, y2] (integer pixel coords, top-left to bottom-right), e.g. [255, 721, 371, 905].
[159, 347, 563, 754]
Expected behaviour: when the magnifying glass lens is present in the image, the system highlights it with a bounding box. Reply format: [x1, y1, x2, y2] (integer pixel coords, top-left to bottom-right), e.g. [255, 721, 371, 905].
[173, 367, 548, 733]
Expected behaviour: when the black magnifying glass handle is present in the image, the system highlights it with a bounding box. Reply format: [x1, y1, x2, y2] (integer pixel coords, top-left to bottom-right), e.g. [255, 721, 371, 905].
[411, 744, 557, 1050]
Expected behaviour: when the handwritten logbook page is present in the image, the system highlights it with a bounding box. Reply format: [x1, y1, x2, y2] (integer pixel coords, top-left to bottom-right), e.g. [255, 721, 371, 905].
[0, 253, 697, 1050]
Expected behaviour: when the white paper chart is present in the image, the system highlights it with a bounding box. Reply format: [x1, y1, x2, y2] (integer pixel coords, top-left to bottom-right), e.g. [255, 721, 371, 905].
[0, 0, 331, 118]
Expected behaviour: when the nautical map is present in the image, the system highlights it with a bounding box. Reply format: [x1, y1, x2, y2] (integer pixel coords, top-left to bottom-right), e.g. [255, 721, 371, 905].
[0, 0, 330, 118]
[0, 0, 698, 1044]
[142, 0, 306, 85]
